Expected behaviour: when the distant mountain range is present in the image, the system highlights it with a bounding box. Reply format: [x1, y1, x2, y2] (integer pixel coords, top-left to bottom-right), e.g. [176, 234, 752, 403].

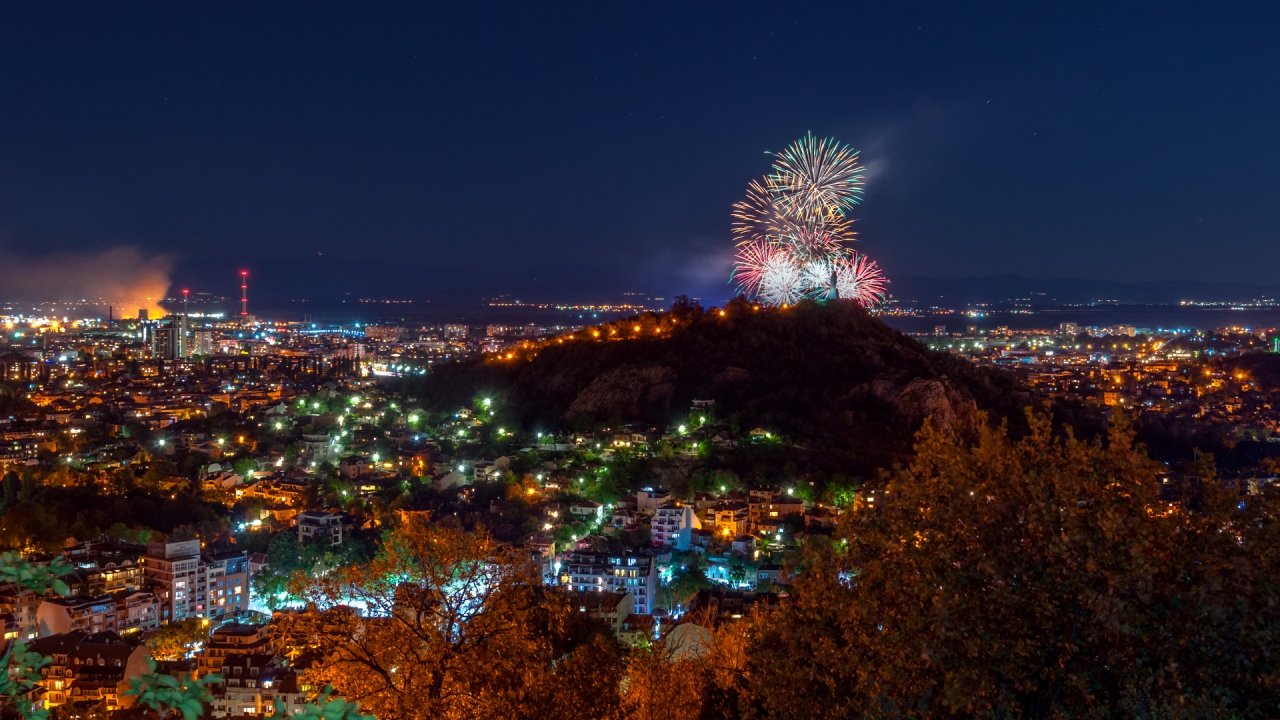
[887, 276, 1280, 306]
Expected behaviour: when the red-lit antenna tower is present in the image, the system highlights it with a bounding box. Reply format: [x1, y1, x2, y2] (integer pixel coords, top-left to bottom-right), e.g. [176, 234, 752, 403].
[240, 271, 249, 319]
[181, 289, 190, 357]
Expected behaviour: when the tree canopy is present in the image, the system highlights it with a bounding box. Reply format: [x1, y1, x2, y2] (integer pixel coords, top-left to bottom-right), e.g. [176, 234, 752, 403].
[276, 411, 1280, 718]
[748, 411, 1280, 718]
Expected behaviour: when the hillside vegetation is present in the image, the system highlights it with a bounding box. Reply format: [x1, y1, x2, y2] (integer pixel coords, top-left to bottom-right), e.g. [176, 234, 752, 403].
[413, 299, 1029, 474]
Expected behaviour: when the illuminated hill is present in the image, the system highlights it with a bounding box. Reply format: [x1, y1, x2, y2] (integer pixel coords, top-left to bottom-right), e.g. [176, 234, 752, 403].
[416, 299, 1030, 474]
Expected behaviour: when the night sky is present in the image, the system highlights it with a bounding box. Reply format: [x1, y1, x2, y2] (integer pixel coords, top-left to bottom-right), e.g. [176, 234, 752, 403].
[2, 2, 1279, 306]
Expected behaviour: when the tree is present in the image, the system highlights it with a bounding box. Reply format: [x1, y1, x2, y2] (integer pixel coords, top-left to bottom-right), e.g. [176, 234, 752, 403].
[656, 556, 712, 614]
[124, 659, 220, 720]
[49, 699, 110, 720]
[620, 644, 704, 720]
[0, 553, 72, 720]
[253, 532, 372, 611]
[277, 518, 571, 719]
[144, 618, 208, 661]
[0, 501, 62, 551]
[747, 411, 1280, 718]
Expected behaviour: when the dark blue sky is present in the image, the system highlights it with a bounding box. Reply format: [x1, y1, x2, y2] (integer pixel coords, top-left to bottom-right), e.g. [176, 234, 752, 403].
[2, 2, 1278, 305]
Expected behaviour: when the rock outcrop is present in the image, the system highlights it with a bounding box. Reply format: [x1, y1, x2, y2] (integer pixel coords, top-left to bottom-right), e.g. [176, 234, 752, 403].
[567, 365, 677, 418]
[873, 377, 978, 436]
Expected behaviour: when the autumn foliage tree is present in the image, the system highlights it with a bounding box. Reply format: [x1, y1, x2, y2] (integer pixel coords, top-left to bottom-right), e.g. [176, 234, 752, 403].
[278, 411, 1280, 719]
[747, 411, 1280, 718]
[278, 517, 626, 720]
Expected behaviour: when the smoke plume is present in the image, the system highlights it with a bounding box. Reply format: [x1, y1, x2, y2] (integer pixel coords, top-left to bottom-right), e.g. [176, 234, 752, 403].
[0, 246, 173, 317]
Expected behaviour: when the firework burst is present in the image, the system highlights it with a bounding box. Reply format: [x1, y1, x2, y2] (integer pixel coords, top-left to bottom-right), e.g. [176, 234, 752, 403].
[730, 238, 779, 297]
[729, 133, 887, 307]
[756, 252, 806, 307]
[800, 252, 887, 307]
[766, 132, 865, 220]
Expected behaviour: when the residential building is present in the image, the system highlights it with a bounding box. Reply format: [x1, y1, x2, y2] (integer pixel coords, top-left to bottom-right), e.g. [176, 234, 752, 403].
[142, 540, 250, 623]
[203, 551, 250, 622]
[142, 540, 204, 623]
[61, 538, 147, 595]
[569, 500, 604, 522]
[559, 551, 659, 614]
[297, 511, 354, 546]
[0, 583, 44, 641]
[650, 505, 702, 551]
[298, 433, 340, 465]
[116, 589, 162, 634]
[618, 614, 656, 647]
[709, 501, 750, 539]
[748, 492, 804, 530]
[566, 590, 633, 638]
[213, 654, 312, 718]
[36, 590, 160, 637]
[636, 489, 670, 513]
[28, 630, 152, 710]
[196, 622, 270, 677]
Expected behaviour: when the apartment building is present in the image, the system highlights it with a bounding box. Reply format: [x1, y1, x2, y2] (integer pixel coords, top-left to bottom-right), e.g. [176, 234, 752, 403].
[142, 541, 249, 624]
[297, 511, 354, 546]
[650, 505, 702, 551]
[35, 590, 160, 637]
[143, 540, 205, 622]
[203, 551, 250, 622]
[0, 583, 44, 641]
[566, 589, 633, 638]
[559, 551, 659, 614]
[196, 622, 270, 677]
[748, 491, 804, 530]
[27, 630, 152, 710]
[709, 501, 750, 539]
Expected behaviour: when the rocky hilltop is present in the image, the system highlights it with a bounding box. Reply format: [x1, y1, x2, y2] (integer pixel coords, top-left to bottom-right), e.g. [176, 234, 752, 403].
[418, 299, 1028, 474]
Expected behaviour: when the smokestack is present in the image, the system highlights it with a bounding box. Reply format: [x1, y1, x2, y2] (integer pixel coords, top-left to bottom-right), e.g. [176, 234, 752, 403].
[108, 306, 113, 329]
[240, 271, 249, 320]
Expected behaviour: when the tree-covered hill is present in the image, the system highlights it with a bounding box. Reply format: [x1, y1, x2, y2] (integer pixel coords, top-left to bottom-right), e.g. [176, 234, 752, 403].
[411, 299, 1031, 474]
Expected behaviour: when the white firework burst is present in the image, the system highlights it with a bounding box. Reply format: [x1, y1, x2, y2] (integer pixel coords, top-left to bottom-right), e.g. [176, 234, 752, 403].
[756, 252, 807, 307]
